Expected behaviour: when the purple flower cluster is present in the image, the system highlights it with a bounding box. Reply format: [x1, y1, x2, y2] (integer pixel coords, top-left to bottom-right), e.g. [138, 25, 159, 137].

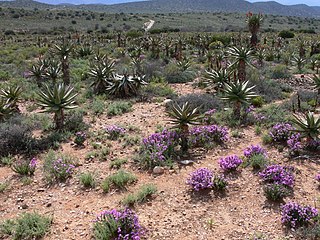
[306, 139, 320, 150]
[269, 123, 294, 143]
[142, 129, 178, 165]
[205, 109, 216, 116]
[29, 157, 37, 170]
[219, 155, 243, 171]
[315, 173, 320, 182]
[189, 125, 228, 147]
[281, 202, 318, 228]
[74, 131, 87, 146]
[52, 158, 75, 180]
[106, 125, 126, 140]
[287, 133, 301, 154]
[186, 168, 214, 191]
[95, 208, 144, 240]
[243, 144, 267, 159]
[259, 164, 295, 188]
[12, 157, 37, 176]
[245, 105, 255, 114]
[203, 109, 216, 124]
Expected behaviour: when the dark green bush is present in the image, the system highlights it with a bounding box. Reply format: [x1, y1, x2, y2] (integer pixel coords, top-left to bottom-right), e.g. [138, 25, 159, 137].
[0, 116, 34, 157]
[171, 93, 223, 113]
[278, 30, 295, 39]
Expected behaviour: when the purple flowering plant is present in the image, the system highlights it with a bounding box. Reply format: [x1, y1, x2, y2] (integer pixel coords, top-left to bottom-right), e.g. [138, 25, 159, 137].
[106, 125, 126, 140]
[93, 208, 144, 240]
[12, 157, 37, 176]
[140, 129, 179, 169]
[315, 173, 320, 183]
[203, 108, 216, 124]
[74, 131, 87, 146]
[219, 155, 243, 171]
[186, 168, 214, 191]
[243, 144, 267, 159]
[268, 123, 302, 155]
[52, 158, 75, 181]
[281, 202, 318, 228]
[259, 164, 295, 188]
[189, 125, 228, 148]
[269, 123, 294, 143]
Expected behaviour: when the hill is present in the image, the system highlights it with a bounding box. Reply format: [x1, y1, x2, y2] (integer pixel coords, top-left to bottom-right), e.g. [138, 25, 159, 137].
[0, 0, 320, 18]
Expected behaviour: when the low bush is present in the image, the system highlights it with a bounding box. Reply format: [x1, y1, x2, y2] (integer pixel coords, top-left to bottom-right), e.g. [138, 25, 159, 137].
[122, 183, 157, 206]
[0, 212, 52, 240]
[101, 170, 137, 193]
[93, 208, 144, 240]
[171, 93, 224, 114]
[263, 183, 291, 201]
[107, 101, 132, 116]
[43, 150, 76, 183]
[0, 116, 34, 157]
[79, 172, 96, 188]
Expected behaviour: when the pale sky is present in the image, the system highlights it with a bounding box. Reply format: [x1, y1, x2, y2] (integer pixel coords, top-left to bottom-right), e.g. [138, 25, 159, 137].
[37, 0, 320, 6]
[248, 0, 320, 6]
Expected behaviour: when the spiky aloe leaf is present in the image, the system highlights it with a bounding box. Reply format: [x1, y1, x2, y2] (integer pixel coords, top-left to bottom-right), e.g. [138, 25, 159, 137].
[166, 102, 202, 130]
[37, 83, 78, 114]
[292, 112, 320, 140]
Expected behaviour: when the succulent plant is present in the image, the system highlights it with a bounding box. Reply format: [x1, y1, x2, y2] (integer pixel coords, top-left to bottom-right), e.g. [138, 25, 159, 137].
[221, 80, 257, 120]
[166, 101, 202, 151]
[37, 83, 78, 129]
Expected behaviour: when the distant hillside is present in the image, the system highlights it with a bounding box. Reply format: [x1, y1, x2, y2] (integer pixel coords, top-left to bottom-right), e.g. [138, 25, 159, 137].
[0, 0, 320, 18]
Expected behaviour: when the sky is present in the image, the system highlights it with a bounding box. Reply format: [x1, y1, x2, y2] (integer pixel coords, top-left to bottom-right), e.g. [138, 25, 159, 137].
[36, 0, 320, 6]
[248, 0, 320, 6]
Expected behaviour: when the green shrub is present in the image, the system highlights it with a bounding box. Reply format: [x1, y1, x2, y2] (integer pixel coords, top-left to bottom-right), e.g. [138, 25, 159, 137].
[263, 183, 291, 201]
[0, 182, 9, 193]
[270, 64, 292, 79]
[171, 93, 223, 114]
[91, 98, 106, 115]
[107, 101, 132, 116]
[79, 172, 96, 188]
[278, 30, 295, 39]
[251, 96, 264, 107]
[64, 109, 88, 133]
[0, 116, 34, 157]
[256, 104, 291, 128]
[101, 170, 137, 193]
[245, 154, 269, 170]
[43, 150, 76, 183]
[122, 183, 157, 206]
[0, 212, 52, 240]
[141, 82, 176, 98]
[1, 155, 14, 166]
[109, 158, 128, 169]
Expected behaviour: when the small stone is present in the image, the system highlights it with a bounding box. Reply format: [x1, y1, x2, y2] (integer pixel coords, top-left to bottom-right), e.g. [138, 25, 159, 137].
[46, 202, 52, 207]
[163, 99, 172, 105]
[153, 166, 164, 175]
[21, 204, 28, 209]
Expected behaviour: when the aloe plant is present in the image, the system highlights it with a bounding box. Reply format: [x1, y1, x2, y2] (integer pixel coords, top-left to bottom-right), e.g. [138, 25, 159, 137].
[205, 68, 230, 91]
[166, 102, 202, 152]
[246, 12, 263, 47]
[89, 60, 115, 94]
[221, 80, 257, 120]
[106, 74, 147, 98]
[292, 112, 320, 143]
[53, 40, 74, 85]
[0, 99, 13, 121]
[226, 46, 254, 82]
[37, 83, 78, 129]
[0, 85, 22, 112]
[29, 63, 46, 87]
